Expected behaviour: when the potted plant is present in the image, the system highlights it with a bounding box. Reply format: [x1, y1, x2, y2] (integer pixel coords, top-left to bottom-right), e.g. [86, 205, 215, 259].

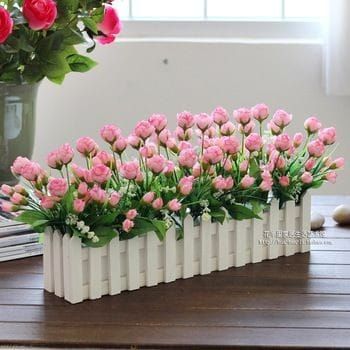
[0, 105, 344, 303]
[0, 0, 121, 185]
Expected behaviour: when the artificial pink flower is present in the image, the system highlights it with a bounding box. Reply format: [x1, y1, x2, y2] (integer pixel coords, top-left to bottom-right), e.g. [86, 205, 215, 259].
[293, 132, 304, 147]
[78, 182, 89, 197]
[93, 151, 114, 167]
[21, 161, 42, 181]
[239, 121, 255, 136]
[122, 219, 134, 232]
[223, 159, 233, 172]
[220, 136, 240, 155]
[47, 150, 62, 169]
[83, 169, 94, 184]
[177, 111, 194, 129]
[279, 176, 290, 187]
[275, 133, 292, 152]
[203, 146, 224, 165]
[175, 126, 193, 141]
[272, 109, 292, 128]
[276, 157, 286, 170]
[239, 160, 249, 173]
[120, 160, 140, 180]
[213, 175, 227, 190]
[192, 163, 202, 177]
[112, 136, 128, 154]
[134, 120, 154, 140]
[245, 133, 263, 152]
[225, 176, 234, 190]
[240, 175, 255, 189]
[109, 192, 122, 207]
[178, 141, 192, 152]
[158, 129, 171, 145]
[148, 114, 167, 133]
[90, 185, 107, 204]
[76, 137, 98, 157]
[178, 148, 197, 168]
[128, 134, 142, 149]
[268, 121, 282, 136]
[100, 124, 120, 144]
[126, 209, 138, 220]
[0, 7, 13, 44]
[233, 108, 251, 125]
[166, 137, 178, 153]
[307, 139, 325, 158]
[57, 143, 74, 165]
[212, 106, 229, 126]
[96, 4, 121, 45]
[41, 196, 57, 210]
[260, 180, 273, 192]
[140, 143, 157, 158]
[179, 176, 195, 195]
[163, 160, 175, 176]
[73, 199, 85, 213]
[220, 122, 235, 136]
[152, 198, 164, 210]
[71, 163, 85, 179]
[91, 164, 111, 184]
[1, 184, 14, 196]
[142, 192, 155, 204]
[167, 199, 181, 212]
[147, 154, 166, 174]
[11, 156, 31, 176]
[251, 103, 269, 122]
[330, 157, 345, 169]
[10, 193, 27, 205]
[325, 171, 337, 184]
[14, 184, 26, 195]
[301, 172, 313, 184]
[195, 113, 213, 131]
[48, 178, 68, 197]
[305, 158, 316, 171]
[304, 116, 322, 134]
[0, 201, 17, 212]
[318, 127, 336, 145]
[23, 0, 57, 31]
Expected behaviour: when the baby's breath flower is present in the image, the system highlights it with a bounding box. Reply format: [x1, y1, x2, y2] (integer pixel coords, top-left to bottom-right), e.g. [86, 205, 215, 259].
[202, 212, 211, 221]
[92, 236, 99, 243]
[81, 226, 90, 234]
[65, 214, 78, 225]
[76, 221, 85, 230]
[87, 231, 95, 239]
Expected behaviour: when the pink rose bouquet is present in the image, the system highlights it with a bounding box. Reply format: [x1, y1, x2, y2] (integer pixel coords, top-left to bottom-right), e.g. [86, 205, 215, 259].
[0, 105, 344, 247]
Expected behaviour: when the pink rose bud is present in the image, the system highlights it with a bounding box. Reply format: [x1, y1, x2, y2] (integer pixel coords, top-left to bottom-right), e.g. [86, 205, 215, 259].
[220, 136, 240, 155]
[14, 185, 27, 195]
[128, 134, 142, 149]
[212, 106, 229, 126]
[276, 157, 286, 170]
[178, 148, 198, 168]
[112, 137, 128, 154]
[134, 120, 155, 140]
[0, 201, 18, 212]
[178, 141, 192, 152]
[109, 192, 122, 207]
[293, 132, 304, 147]
[57, 143, 74, 165]
[275, 133, 292, 152]
[96, 4, 121, 44]
[76, 137, 99, 157]
[166, 137, 178, 153]
[245, 133, 263, 152]
[126, 209, 138, 220]
[152, 198, 164, 210]
[73, 199, 85, 213]
[318, 127, 336, 145]
[23, 0, 57, 31]
[163, 160, 175, 176]
[192, 163, 202, 177]
[301, 172, 313, 184]
[140, 143, 157, 158]
[147, 154, 166, 174]
[90, 185, 107, 204]
[122, 219, 134, 233]
[0, 7, 13, 44]
[91, 164, 111, 184]
[203, 146, 224, 165]
[325, 171, 337, 184]
[259, 179, 273, 192]
[100, 124, 121, 144]
[93, 150, 114, 167]
[48, 178, 68, 197]
[167, 199, 182, 212]
[148, 114, 167, 133]
[177, 111, 195, 129]
[251, 103, 269, 122]
[239, 120, 255, 136]
[47, 150, 62, 170]
[331, 157, 345, 169]
[10, 193, 27, 205]
[21, 161, 42, 181]
[240, 175, 255, 189]
[239, 160, 249, 173]
[213, 175, 227, 190]
[71, 163, 85, 179]
[83, 169, 94, 184]
[305, 158, 316, 171]
[11, 156, 31, 176]
[307, 139, 325, 158]
[158, 129, 171, 146]
[179, 176, 195, 195]
[223, 159, 233, 172]
[175, 126, 193, 141]
[40, 196, 57, 210]
[233, 108, 251, 125]
[78, 182, 89, 197]
[220, 121, 235, 136]
[304, 116, 322, 134]
[120, 160, 140, 180]
[272, 109, 292, 128]
[279, 176, 290, 187]
[195, 113, 213, 131]
[225, 176, 234, 190]
[143, 192, 155, 204]
[1, 184, 14, 196]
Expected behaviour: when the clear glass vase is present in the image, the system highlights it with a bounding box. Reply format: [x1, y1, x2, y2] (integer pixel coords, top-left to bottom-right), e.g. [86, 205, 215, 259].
[0, 82, 39, 186]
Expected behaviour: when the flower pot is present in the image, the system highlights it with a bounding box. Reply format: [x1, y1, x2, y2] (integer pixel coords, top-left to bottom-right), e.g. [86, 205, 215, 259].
[0, 82, 39, 186]
[43, 193, 311, 304]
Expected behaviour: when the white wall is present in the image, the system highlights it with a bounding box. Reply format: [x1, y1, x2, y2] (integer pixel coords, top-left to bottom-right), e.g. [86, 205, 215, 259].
[34, 41, 350, 194]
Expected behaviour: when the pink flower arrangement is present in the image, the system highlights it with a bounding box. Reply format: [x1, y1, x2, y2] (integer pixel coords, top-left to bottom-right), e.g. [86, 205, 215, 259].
[0, 105, 344, 247]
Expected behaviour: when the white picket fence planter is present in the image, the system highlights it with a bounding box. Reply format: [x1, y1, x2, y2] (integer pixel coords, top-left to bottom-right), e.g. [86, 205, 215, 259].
[43, 193, 311, 304]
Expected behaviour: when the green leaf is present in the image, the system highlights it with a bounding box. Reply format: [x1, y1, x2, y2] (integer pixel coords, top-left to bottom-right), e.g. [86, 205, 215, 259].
[66, 54, 97, 73]
[91, 6, 104, 23]
[226, 203, 261, 220]
[210, 208, 226, 224]
[62, 28, 86, 46]
[85, 226, 117, 248]
[91, 212, 118, 226]
[82, 17, 98, 34]
[16, 210, 48, 226]
[249, 158, 260, 177]
[42, 52, 71, 82]
[130, 217, 168, 241]
[31, 219, 50, 233]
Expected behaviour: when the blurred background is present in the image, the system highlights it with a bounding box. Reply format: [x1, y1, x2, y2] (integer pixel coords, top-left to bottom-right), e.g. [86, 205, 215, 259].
[34, 0, 349, 194]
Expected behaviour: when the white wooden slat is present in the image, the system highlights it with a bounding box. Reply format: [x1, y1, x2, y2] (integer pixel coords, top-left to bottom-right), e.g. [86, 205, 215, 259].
[164, 226, 176, 282]
[67, 236, 83, 304]
[52, 231, 63, 297]
[88, 247, 102, 299]
[126, 236, 139, 290]
[108, 237, 121, 295]
[183, 216, 194, 278]
[62, 234, 71, 301]
[217, 220, 229, 271]
[233, 220, 247, 267]
[267, 199, 279, 259]
[200, 220, 214, 275]
[300, 191, 311, 253]
[251, 217, 263, 263]
[284, 201, 296, 256]
[146, 232, 158, 286]
[43, 227, 54, 293]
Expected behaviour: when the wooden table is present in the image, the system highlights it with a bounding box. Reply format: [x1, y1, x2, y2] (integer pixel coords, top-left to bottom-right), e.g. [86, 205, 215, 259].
[1, 195, 350, 349]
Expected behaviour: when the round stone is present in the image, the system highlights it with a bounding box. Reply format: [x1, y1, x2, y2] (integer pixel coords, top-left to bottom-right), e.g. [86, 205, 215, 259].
[333, 205, 350, 225]
[311, 212, 325, 230]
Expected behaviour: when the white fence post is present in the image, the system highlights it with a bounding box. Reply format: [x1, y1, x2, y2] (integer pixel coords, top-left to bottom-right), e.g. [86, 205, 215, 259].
[126, 236, 139, 290]
[146, 232, 158, 286]
[233, 220, 247, 267]
[88, 247, 102, 300]
[43, 227, 54, 293]
[267, 199, 279, 259]
[183, 216, 194, 278]
[108, 237, 121, 295]
[300, 192, 311, 253]
[217, 220, 229, 271]
[284, 201, 296, 256]
[68, 235, 83, 304]
[200, 220, 214, 275]
[164, 226, 176, 282]
[52, 231, 63, 297]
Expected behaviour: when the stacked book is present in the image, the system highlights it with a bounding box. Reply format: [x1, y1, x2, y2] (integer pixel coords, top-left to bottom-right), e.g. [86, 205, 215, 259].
[0, 209, 42, 262]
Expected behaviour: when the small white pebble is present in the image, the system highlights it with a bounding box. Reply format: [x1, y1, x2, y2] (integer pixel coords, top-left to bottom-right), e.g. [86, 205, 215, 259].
[333, 205, 350, 225]
[311, 212, 325, 230]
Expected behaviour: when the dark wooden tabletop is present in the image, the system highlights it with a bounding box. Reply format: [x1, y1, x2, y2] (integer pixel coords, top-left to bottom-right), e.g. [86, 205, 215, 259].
[1, 195, 350, 349]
